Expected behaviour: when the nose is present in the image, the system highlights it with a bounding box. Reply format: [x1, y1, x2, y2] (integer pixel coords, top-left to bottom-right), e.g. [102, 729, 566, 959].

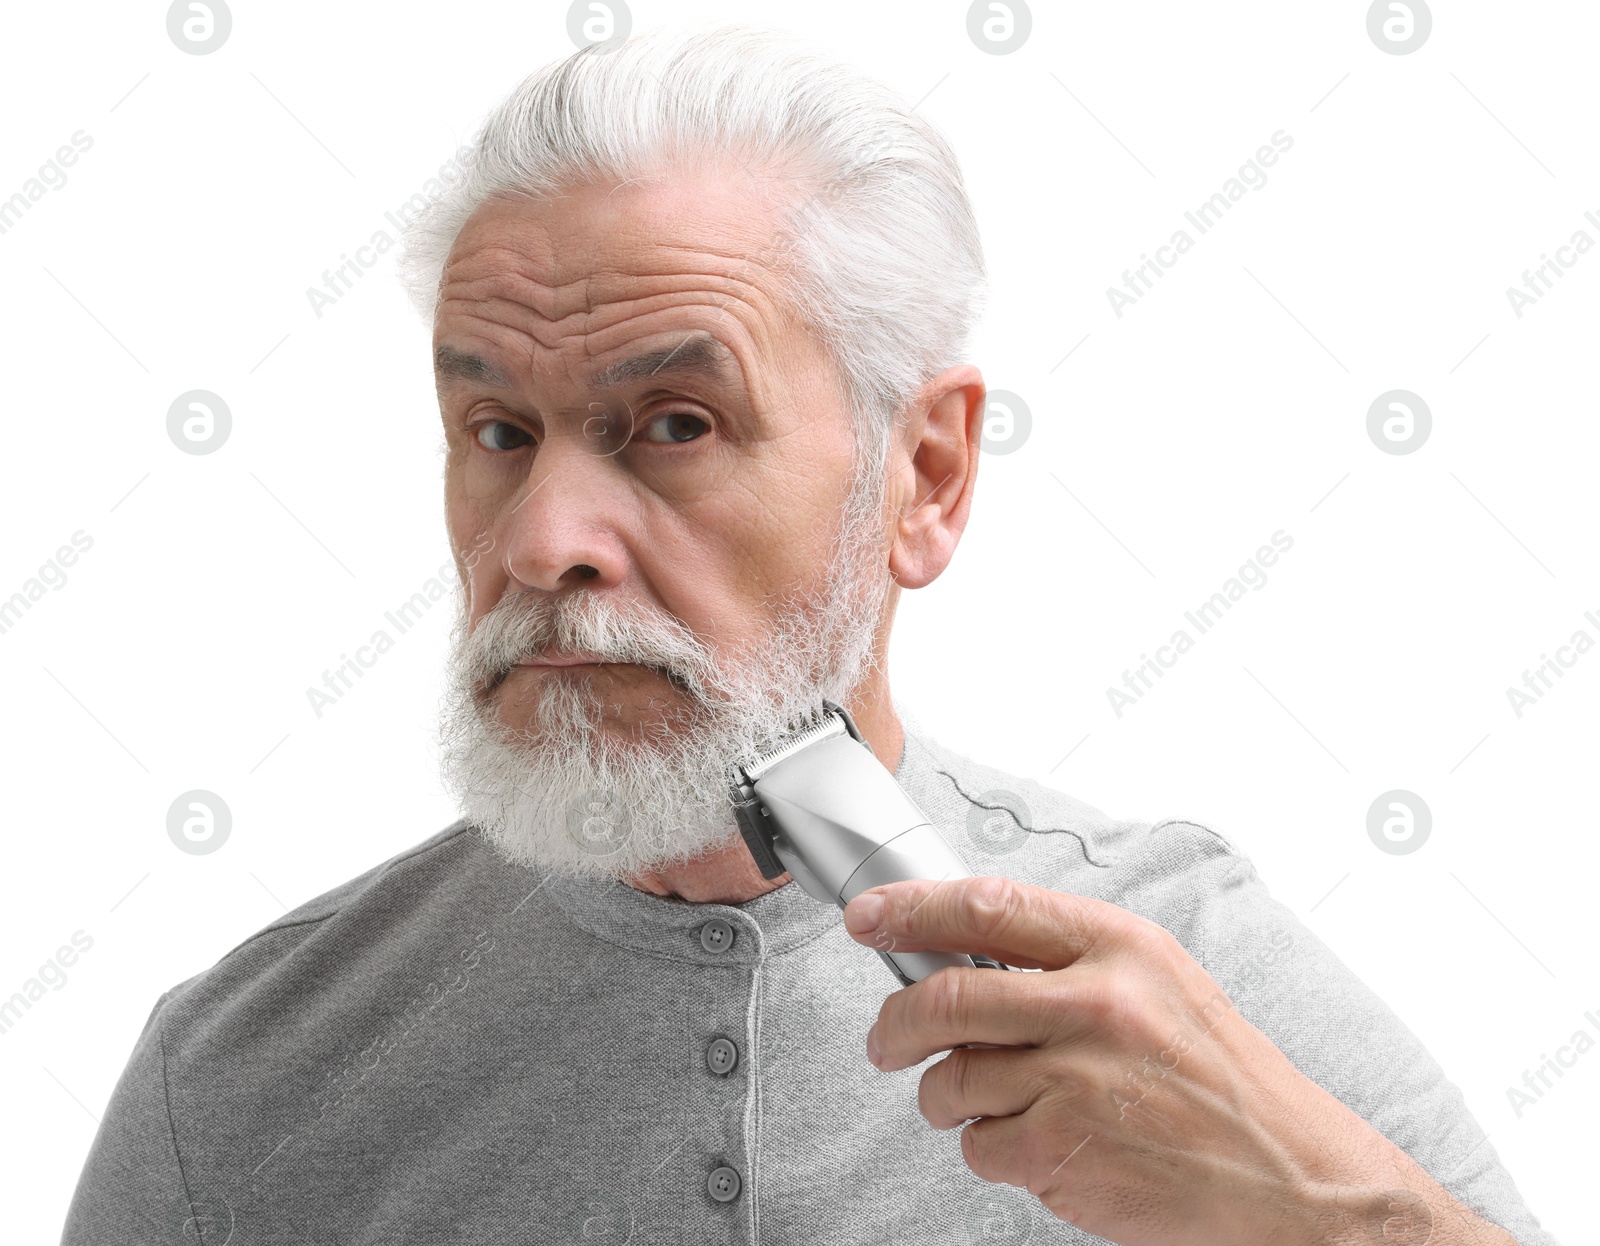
[499, 436, 630, 595]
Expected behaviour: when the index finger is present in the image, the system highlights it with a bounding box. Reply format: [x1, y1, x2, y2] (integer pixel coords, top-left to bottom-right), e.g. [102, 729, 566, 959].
[842, 875, 1130, 972]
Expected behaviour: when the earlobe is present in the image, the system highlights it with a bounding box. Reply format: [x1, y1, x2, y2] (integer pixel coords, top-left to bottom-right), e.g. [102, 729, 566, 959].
[889, 483, 963, 590]
[888, 531, 949, 591]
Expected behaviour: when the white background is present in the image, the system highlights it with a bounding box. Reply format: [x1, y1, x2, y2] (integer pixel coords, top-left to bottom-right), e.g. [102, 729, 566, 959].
[1, 1, 1592, 1241]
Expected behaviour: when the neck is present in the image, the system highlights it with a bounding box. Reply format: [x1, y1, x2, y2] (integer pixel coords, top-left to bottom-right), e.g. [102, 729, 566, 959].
[622, 683, 904, 904]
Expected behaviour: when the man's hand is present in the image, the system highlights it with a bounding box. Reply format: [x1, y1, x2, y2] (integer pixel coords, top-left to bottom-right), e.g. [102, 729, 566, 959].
[842, 876, 1517, 1246]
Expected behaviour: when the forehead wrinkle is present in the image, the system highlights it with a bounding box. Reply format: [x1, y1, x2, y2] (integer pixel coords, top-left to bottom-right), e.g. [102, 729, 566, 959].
[451, 230, 783, 309]
[436, 238, 806, 418]
[440, 262, 576, 327]
[444, 260, 781, 353]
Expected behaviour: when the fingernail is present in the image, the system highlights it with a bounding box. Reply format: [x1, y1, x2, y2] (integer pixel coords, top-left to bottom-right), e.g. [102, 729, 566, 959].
[866, 1022, 883, 1067]
[846, 892, 885, 933]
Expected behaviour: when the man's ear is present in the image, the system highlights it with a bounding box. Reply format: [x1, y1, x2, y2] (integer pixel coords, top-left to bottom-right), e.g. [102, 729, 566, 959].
[887, 365, 985, 590]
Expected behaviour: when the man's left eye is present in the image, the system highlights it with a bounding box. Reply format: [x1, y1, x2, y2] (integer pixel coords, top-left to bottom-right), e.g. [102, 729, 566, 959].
[639, 412, 710, 444]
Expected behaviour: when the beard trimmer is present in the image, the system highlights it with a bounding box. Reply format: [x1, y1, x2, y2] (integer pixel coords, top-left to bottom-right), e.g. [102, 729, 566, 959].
[730, 699, 1018, 988]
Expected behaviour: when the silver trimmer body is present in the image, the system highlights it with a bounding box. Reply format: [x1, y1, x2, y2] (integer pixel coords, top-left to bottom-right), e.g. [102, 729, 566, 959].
[731, 701, 1017, 988]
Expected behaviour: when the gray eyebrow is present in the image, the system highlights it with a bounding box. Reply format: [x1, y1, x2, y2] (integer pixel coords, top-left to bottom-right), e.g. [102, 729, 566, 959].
[588, 332, 737, 388]
[433, 332, 739, 393]
[435, 345, 511, 388]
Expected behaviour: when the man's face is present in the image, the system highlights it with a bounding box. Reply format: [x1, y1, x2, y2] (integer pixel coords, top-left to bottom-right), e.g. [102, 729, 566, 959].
[433, 163, 897, 880]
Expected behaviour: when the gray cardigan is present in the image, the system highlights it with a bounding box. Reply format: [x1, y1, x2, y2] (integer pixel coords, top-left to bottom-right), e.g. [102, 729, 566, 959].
[60, 724, 1558, 1244]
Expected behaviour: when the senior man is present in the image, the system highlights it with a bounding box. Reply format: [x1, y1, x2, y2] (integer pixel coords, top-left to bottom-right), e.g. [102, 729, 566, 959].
[64, 24, 1557, 1246]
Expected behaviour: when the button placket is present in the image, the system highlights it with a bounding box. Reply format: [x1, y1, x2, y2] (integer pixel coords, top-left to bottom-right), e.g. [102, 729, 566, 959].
[689, 914, 757, 1232]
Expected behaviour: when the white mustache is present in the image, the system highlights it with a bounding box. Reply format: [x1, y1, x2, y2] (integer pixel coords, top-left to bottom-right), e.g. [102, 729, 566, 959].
[466, 591, 717, 703]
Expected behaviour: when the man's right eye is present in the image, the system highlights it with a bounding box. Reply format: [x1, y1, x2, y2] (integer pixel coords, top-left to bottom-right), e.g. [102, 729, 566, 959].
[473, 421, 534, 452]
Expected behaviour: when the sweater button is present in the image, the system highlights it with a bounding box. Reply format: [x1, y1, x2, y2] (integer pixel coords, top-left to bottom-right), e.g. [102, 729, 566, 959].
[707, 1165, 742, 1202]
[699, 918, 735, 953]
[706, 1036, 739, 1076]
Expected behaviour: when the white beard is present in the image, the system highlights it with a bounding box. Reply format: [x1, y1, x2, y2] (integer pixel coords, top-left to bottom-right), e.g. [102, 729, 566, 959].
[437, 466, 894, 881]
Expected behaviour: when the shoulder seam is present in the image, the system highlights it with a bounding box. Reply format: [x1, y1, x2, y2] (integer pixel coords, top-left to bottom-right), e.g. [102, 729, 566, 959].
[931, 766, 1119, 868]
[158, 1003, 201, 1235]
[213, 820, 478, 965]
[1146, 817, 1243, 855]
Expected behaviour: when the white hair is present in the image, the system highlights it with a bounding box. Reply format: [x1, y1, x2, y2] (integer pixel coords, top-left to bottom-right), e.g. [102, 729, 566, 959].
[394, 22, 988, 494]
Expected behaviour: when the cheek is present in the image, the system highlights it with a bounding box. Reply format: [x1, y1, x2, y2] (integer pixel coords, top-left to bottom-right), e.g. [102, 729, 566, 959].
[443, 494, 504, 600]
[452, 440, 528, 507]
[746, 457, 853, 567]
[683, 482, 800, 601]
[445, 487, 494, 555]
